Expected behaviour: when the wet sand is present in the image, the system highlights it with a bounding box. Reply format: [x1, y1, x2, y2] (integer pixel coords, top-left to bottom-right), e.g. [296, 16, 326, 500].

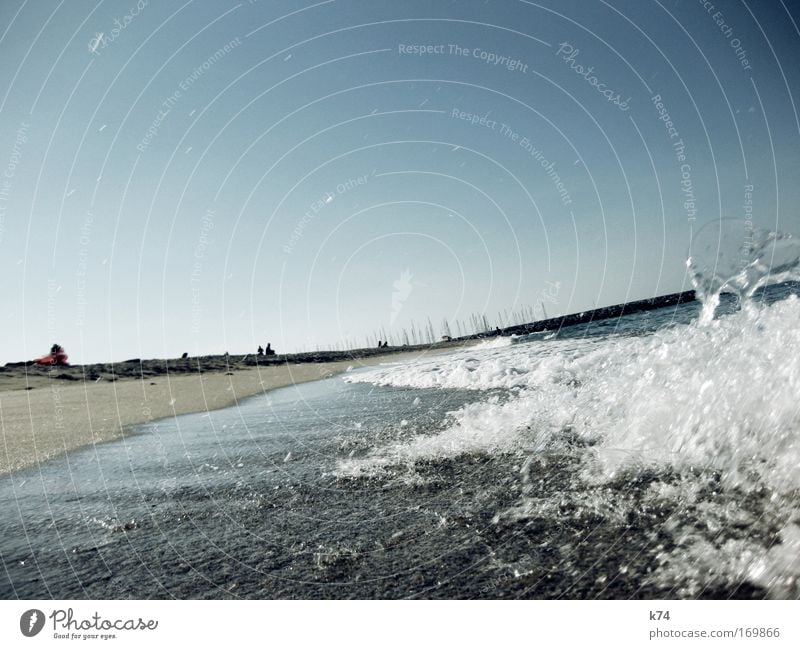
[0, 347, 449, 476]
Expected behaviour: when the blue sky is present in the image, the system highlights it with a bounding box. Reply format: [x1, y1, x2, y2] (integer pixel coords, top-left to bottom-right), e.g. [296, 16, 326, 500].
[0, 0, 798, 363]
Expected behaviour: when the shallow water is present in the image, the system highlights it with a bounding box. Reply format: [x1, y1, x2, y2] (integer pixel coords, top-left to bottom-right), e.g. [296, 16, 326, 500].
[1, 284, 799, 599]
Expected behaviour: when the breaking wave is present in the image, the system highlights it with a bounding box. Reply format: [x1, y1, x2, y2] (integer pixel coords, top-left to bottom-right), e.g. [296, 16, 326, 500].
[340, 222, 800, 597]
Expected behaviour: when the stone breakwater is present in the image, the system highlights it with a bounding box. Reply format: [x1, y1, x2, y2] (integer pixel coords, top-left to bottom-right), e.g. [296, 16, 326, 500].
[491, 291, 697, 338]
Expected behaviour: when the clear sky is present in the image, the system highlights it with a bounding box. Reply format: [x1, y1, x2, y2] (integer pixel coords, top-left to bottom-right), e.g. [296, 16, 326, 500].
[1, 0, 798, 363]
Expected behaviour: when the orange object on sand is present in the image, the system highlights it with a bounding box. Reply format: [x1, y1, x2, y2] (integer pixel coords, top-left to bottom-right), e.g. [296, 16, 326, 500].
[34, 351, 69, 366]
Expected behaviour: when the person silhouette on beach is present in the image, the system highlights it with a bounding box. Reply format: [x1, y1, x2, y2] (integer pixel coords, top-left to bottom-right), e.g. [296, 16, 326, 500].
[265, 343, 275, 356]
[257, 345, 264, 356]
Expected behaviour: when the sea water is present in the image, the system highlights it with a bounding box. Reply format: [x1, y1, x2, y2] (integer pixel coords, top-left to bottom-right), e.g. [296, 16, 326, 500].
[339, 285, 800, 598]
[1, 222, 799, 598]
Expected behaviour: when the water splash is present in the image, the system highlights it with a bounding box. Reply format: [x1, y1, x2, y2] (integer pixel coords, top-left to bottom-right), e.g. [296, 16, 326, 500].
[340, 226, 800, 596]
[687, 219, 800, 323]
[342, 292, 800, 492]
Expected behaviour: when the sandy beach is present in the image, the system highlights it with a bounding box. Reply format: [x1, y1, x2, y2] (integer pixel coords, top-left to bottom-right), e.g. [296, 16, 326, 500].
[0, 347, 445, 476]
[0, 291, 699, 479]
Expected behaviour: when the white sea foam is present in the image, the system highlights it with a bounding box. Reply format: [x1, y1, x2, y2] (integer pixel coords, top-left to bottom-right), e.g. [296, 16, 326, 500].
[338, 293, 800, 596]
[344, 335, 606, 392]
[339, 226, 800, 596]
[472, 335, 514, 349]
[341, 294, 800, 494]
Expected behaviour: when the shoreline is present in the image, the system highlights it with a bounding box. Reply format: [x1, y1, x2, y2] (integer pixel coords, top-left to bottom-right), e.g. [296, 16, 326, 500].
[0, 290, 698, 388]
[0, 288, 700, 477]
[0, 346, 455, 476]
